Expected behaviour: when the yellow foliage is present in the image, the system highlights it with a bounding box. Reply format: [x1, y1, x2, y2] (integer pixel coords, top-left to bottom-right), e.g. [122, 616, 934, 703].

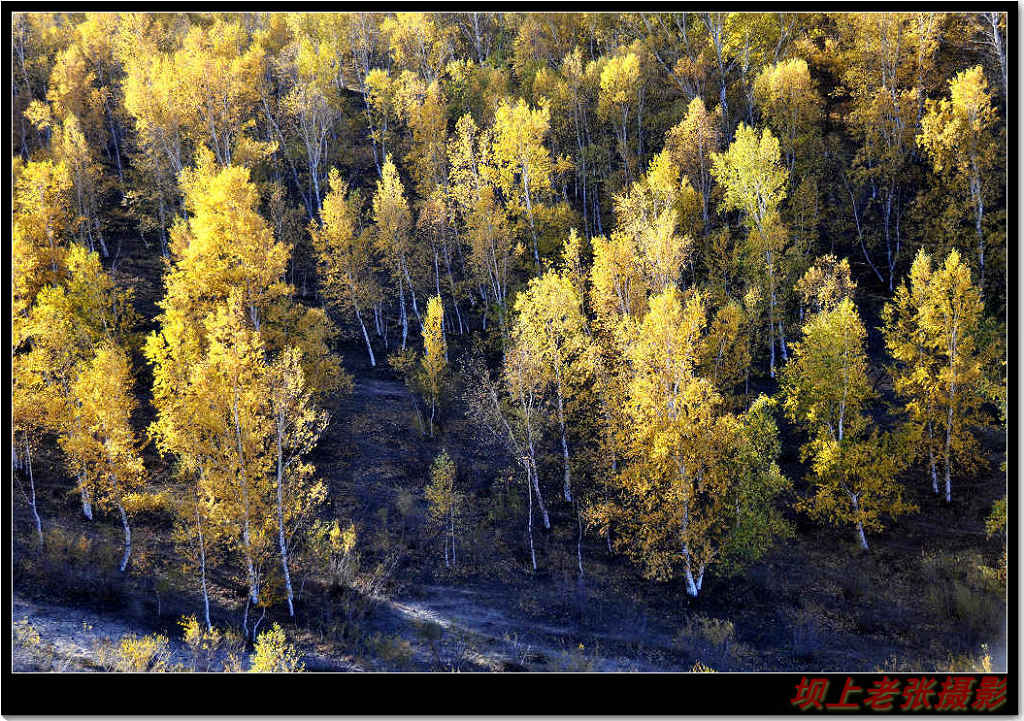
[249, 623, 304, 672]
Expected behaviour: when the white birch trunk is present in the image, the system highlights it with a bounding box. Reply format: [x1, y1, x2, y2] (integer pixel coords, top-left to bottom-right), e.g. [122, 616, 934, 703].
[233, 393, 260, 608]
[195, 494, 212, 632]
[851, 494, 869, 550]
[117, 500, 132, 572]
[352, 295, 376, 367]
[275, 412, 295, 617]
[554, 369, 572, 503]
[26, 440, 42, 546]
[399, 275, 409, 350]
[79, 474, 93, 521]
[450, 507, 456, 568]
[526, 470, 537, 571]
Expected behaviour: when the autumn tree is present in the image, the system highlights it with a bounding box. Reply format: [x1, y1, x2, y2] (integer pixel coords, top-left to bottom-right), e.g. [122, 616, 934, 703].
[918, 66, 1000, 295]
[312, 168, 379, 366]
[783, 298, 913, 549]
[491, 97, 554, 271]
[795, 254, 857, 318]
[665, 97, 722, 233]
[711, 123, 790, 377]
[882, 249, 996, 503]
[510, 271, 592, 503]
[380, 12, 453, 83]
[392, 72, 449, 200]
[175, 19, 272, 167]
[249, 623, 304, 672]
[448, 113, 514, 330]
[12, 158, 75, 305]
[373, 155, 419, 349]
[464, 344, 552, 570]
[753, 57, 822, 181]
[65, 342, 146, 572]
[20, 245, 136, 521]
[420, 295, 448, 438]
[12, 353, 47, 546]
[425, 450, 461, 568]
[699, 299, 753, 407]
[280, 20, 341, 216]
[838, 12, 941, 291]
[598, 51, 642, 182]
[147, 151, 342, 632]
[25, 106, 110, 257]
[267, 347, 330, 616]
[600, 287, 789, 596]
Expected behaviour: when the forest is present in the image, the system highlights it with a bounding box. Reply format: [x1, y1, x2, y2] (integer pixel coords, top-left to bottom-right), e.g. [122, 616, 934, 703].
[11, 11, 1009, 674]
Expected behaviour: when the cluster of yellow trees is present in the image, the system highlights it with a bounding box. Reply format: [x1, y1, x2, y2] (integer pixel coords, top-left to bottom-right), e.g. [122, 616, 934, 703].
[12, 12, 1005, 613]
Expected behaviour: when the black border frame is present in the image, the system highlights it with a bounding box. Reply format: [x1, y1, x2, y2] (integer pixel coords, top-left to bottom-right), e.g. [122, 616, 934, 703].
[1, 2, 1017, 715]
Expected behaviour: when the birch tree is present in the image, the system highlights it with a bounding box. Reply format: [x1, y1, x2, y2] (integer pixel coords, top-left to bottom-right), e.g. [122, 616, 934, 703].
[602, 288, 789, 596]
[425, 450, 461, 568]
[491, 97, 554, 271]
[373, 155, 419, 349]
[510, 272, 592, 503]
[918, 66, 1000, 296]
[65, 343, 146, 572]
[783, 298, 913, 549]
[313, 168, 379, 366]
[882, 249, 995, 503]
[711, 123, 790, 377]
[420, 296, 448, 438]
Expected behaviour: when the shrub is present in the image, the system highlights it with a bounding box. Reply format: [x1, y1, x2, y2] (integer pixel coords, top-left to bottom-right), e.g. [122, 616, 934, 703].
[365, 632, 414, 670]
[103, 633, 172, 672]
[178, 615, 223, 672]
[249, 623, 304, 672]
[677, 615, 738, 667]
[922, 551, 1004, 644]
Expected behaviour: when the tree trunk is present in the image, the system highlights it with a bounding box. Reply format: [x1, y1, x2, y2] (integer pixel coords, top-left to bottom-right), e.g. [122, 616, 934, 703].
[526, 470, 537, 571]
[275, 412, 295, 617]
[767, 249, 777, 378]
[972, 170, 985, 295]
[399, 275, 409, 350]
[117, 500, 132, 572]
[233, 393, 260, 609]
[554, 368, 572, 503]
[526, 438, 551, 529]
[681, 499, 700, 597]
[443, 522, 450, 568]
[401, 260, 422, 325]
[443, 243, 464, 335]
[576, 501, 584, 580]
[683, 552, 700, 597]
[521, 168, 542, 273]
[884, 188, 895, 292]
[79, 474, 93, 521]
[26, 440, 42, 547]
[352, 297, 376, 366]
[851, 494, 869, 550]
[195, 493, 212, 632]
[429, 396, 436, 439]
[927, 421, 938, 494]
[944, 402, 954, 504]
[451, 507, 456, 567]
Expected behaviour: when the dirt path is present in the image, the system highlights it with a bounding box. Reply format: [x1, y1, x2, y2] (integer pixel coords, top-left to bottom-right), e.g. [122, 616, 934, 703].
[379, 583, 677, 672]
